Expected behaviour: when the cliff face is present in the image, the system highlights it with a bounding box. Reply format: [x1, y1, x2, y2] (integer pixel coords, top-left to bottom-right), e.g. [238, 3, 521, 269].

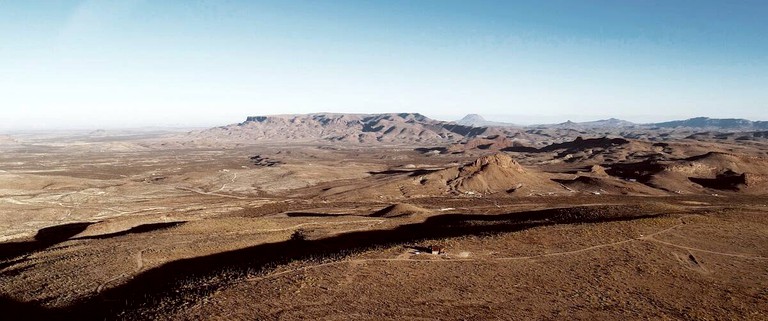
[197, 113, 495, 144]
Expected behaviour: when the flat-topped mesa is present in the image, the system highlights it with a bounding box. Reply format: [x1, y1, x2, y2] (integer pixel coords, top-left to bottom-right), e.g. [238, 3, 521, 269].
[243, 113, 429, 123]
[245, 116, 269, 122]
[208, 112, 500, 145]
[653, 117, 768, 129]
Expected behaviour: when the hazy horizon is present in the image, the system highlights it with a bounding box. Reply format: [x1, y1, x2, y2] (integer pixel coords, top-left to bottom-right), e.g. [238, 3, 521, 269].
[2, 1, 766, 130]
[3, 112, 766, 133]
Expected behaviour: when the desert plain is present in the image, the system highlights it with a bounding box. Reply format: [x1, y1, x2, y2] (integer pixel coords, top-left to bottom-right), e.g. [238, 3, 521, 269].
[0, 113, 767, 320]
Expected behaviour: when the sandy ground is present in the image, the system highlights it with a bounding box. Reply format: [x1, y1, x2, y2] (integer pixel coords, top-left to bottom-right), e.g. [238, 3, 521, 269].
[0, 131, 766, 320]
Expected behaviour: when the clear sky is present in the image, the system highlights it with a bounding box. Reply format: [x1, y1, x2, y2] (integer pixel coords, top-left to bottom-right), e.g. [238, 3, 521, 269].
[1, 0, 766, 130]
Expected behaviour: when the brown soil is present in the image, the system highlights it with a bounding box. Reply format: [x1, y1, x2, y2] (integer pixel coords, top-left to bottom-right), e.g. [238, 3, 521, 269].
[0, 126, 766, 320]
[370, 203, 432, 218]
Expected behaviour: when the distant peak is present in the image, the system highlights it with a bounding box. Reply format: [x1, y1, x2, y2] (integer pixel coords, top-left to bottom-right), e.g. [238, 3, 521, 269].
[460, 114, 486, 121]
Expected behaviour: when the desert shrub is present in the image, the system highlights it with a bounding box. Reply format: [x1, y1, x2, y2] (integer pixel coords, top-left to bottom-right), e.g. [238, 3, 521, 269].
[290, 229, 308, 242]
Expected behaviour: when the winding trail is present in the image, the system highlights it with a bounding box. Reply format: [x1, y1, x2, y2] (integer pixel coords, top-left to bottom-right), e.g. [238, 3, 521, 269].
[241, 215, 767, 286]
[94, 219, 386, 294]
[95, 214, 768, 296]
[215, 172, 238, 192]
[175, 187, 251, 200]
[642, 237, 767, 260]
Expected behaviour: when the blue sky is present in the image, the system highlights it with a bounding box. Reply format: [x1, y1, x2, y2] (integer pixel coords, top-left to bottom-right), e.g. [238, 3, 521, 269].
[1, 0, 766, 129]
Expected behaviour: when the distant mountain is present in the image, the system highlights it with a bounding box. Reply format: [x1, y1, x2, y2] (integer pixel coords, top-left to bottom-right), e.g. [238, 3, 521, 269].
[193, 113, 505, 144]
[185, 113, 768, 148]
[529, 116, 767, 131]
[684, 131, 768, 142]
[578, 118, 636, 128]
[456, 114, 486, 126]
[455, 114, 517, 127]
[551, 118, 636, 129]
[651, 117, 768, 130]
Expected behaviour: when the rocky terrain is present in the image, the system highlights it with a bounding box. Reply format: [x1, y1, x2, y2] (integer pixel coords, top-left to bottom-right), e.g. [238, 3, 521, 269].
[653, 117, 768, 130]
[189, 113, 768, 148]
[0, 114, 766, 320]
[193, 113, 496, 145]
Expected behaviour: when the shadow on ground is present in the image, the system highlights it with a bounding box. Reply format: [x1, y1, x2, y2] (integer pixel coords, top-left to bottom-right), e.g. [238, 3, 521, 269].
[74, 222, 186, 240]
[0, 222, 94, 263]
[0, 295, 54, 319]
[2, 207, 666, 320]
[368, 169, 441, 176]
[285, 212, 352, 218]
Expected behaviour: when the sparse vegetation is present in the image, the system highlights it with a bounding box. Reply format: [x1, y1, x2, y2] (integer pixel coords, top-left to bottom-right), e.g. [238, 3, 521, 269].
[0, 118, 767, 320]
[290, 229, 308, 242]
